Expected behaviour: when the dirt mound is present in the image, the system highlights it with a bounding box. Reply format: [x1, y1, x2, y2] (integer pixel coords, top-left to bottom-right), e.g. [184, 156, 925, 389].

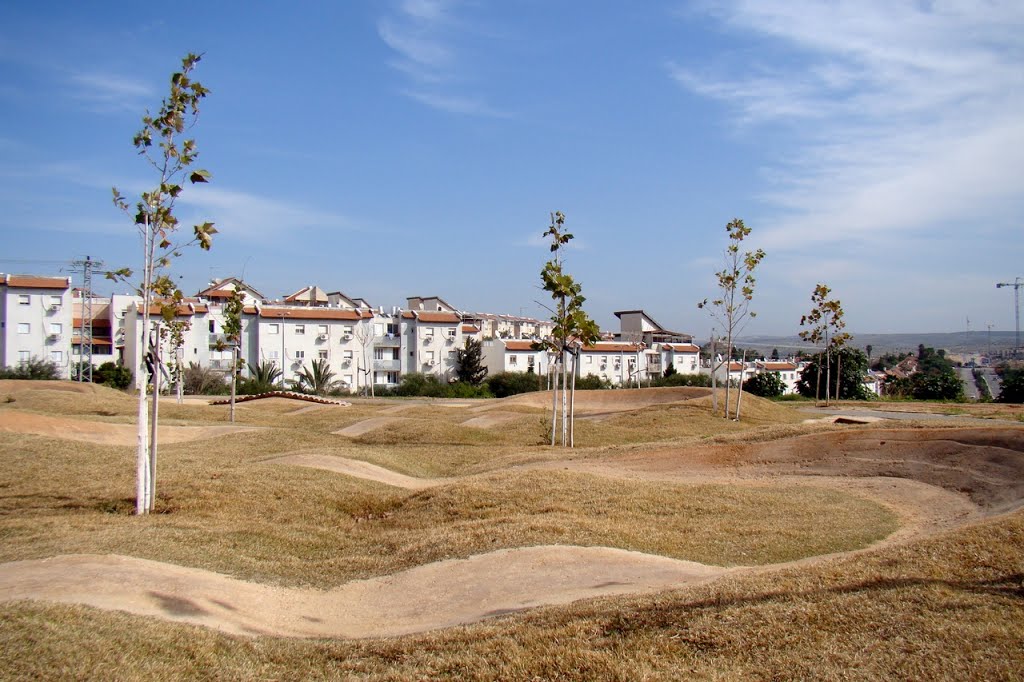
[0, 379, 108, 395]
[493, 387, 712, 412]
[617, 426, 1024, 514]
[334, 417, 412, 437]
[0, 411, 257, 446]
[269, 453, 439, 489]
[0, 548, 727, 638]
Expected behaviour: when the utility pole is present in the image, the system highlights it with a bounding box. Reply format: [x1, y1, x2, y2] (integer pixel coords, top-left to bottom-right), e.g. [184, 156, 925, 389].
[996, 277, 1022, 357]
[69, 256, 104, 382]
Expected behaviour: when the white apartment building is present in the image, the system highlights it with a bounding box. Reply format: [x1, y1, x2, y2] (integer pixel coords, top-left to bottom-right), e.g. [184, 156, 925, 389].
[482, 339, 550, 376]
[753, 361, 801, 394]
[577, 342, 646, 385]
[0, 274, 73, 377]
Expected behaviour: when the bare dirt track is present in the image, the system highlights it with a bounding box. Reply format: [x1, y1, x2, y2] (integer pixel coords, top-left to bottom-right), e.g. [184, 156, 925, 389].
[0, 410, 257, 446]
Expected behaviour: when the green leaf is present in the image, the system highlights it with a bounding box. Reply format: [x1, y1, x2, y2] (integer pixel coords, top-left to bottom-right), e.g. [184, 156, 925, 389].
[189, 169, 211, 183]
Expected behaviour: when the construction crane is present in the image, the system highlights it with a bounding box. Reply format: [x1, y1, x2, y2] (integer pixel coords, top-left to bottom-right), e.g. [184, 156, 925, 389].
[996, 277, 1022, 357]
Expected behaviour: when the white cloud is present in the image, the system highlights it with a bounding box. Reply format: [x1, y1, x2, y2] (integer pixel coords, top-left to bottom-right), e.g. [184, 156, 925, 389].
[176, 186, 351, 240]
[377, 0, 508, 116]
[672, 0, 1024, 251]
[66, 71, 155, 112]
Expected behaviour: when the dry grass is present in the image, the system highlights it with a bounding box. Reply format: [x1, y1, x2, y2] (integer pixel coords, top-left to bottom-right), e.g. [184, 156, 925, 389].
[1, 512, 1020, 680]
[0, 380, 1018, 679]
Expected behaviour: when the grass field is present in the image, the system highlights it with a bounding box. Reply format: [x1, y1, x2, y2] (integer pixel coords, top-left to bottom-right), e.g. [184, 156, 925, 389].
[0, 381, 1021, 680]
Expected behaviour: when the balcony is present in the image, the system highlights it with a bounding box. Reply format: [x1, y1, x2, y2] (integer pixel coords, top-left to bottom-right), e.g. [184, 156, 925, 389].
[374, 335, 401, 347]
[208, 359, 233, 370]
[208, 333, 233, 346]
[373, 359, 401, 371]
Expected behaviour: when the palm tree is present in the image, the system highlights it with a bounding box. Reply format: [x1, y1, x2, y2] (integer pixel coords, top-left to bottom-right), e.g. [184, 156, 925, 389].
[290, 359, 338, 396]
[245, 360, 282, 393]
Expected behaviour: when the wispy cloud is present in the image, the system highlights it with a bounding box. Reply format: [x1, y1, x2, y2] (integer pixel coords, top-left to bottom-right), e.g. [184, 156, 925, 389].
[176, 186, 352, 240]
[377, 0, 509, 117]
[671, 0, 1024, 250]
[65, 71, 155, 112]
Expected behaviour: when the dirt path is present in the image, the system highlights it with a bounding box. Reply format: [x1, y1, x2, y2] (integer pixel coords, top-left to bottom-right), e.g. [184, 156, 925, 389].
[0, 547, 727, 638]
[0, 411, 257, 446]
[333, 416, 412, 437]
[267, 453, 440, 489]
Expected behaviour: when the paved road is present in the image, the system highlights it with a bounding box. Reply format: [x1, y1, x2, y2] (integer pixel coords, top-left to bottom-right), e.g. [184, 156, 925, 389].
[801, 407, 979, 422]
[958, 367, 980, 400]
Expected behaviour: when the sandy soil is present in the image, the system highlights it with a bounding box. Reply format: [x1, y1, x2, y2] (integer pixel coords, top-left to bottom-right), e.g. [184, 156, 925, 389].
[0, 410, 257, 446]
[460, 410, 523, 429]
[0, 548, 726, 638]
[1, 388, 1022, 640]
[333, 416, 412, 437]
[267, 452, 440, 489]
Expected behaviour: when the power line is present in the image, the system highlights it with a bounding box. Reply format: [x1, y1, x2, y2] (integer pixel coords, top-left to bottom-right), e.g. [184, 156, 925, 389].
[69, 256, 105, 382]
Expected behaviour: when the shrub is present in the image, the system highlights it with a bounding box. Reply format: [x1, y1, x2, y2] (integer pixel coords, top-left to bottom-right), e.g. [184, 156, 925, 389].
[389, 373, 491, 398]
[651, 373, 712, 388]
[487, 372, 546, 398]
[997, 368, 1024, 403]
[183, 362, 228, 395]
[574, 375, 613, 390]
[0, 357, 61, 380]
[94, 362, 133, 389]
[742, 371, 785, 398]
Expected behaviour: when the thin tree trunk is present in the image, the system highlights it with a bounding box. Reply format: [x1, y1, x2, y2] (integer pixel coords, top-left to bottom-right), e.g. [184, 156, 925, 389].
[710, 334, 718, 417]
[815, 347, 822, 406]
[735, 348, 747, 421]
[724, 330, 734, 420]
[550, 358, 558, 447]
[229, 345, 237, 423]
[835, 352, 843, 401]
[561, 349, 568, 446]
[148, 321, 161, 513]
[569, 350, 577, 448]
[136, 217, 153, 516]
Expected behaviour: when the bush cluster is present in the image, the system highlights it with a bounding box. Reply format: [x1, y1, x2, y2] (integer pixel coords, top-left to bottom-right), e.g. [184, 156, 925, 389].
[0, 357, 61, 380]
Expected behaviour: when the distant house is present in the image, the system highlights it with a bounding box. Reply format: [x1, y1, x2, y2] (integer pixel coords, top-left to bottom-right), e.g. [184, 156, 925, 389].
[482, 339, 548, 376]
[0, 274, 73, 377]
[753, 361, 800, 394]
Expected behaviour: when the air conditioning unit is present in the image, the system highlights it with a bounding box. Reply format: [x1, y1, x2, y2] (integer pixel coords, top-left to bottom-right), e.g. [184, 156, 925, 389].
[343, 333, 352, 341]
[427, 360, 436, 367]
[424, 336, 432, 344]
[318, 333, 328, 341]
[48, 333, 62, 341]
[49, 304, 61, 312]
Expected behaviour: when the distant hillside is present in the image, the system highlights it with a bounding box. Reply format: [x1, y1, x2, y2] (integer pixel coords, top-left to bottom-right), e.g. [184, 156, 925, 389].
[732, 331, 1018, 357]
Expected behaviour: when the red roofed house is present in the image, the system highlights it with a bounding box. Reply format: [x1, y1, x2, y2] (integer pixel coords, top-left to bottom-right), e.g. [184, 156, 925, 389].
[482, 339, 550, 376]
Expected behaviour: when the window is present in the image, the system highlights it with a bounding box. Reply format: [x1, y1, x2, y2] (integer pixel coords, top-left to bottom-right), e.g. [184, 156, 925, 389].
[343, 374, 353, 387]
[17, 323, 30, 335]
[50, 351, 62, 364]
[375, 322, 386, 336]
[268, 323, 280, 335]
[527, 356, 536, 369]
[49, 296, 62, 307]
[447, 351, 456, 362]
[586, 356, 593, 365]
[344, 350, 354, 360]
[318, 349, 328, 360]
[267, 350, 279, 360]
[18, 351, 31, 363]
[426, 351, 435, 364]
[295, 324, 305, 335]
[509, 355, 518, 366]
[447, 327, 456, 338]
[343, 325, 354, 335]
[424, 328, 434, 337]
[18, 295, 29, 305]
[208, 320, 216, 333]
[294, 350, 305, 359]
[317, 325, 328, 336]
[49, 323, 62, 335]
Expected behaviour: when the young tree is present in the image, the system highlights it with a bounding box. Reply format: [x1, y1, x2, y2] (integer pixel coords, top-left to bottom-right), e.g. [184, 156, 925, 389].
[220, 289, 245, 422]
[698, 219, 765, 420]
[537, 211, 601, 447]
[455, 338, 488, 385]
[798, 284, 847, 406]
[109, 54, 216, 515]
[353, 322, 376, 397]
[797, 347, 870, 400]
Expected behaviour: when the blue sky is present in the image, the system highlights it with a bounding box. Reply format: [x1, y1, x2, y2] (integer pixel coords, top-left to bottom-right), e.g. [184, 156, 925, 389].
[1, 1, 1021, 337]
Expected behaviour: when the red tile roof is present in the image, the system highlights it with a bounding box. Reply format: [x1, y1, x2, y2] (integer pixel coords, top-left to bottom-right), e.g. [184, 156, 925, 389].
[760, 362, 797, 371]
[504, 340, 540, 351]
[665, 344, 700, 353]
[4, 275, 70, 290]
[259, 307, 367, 321]
[417, 311, 461, 323]
[580, 343, 643, 353]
